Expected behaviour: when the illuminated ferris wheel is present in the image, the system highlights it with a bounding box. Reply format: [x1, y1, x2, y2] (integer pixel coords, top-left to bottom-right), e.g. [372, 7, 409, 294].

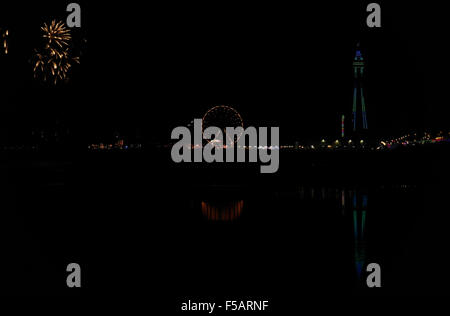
[202, 105, 244, 147]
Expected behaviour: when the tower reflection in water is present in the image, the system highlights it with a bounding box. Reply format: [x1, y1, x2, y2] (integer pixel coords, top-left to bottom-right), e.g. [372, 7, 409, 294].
[298, 185, 369, 283]
[201, 200, 244, 221]
[352, 191, 368, 281]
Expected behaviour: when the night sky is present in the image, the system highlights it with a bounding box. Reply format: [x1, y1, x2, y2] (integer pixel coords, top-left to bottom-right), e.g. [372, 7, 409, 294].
[1, 1, 448, 145]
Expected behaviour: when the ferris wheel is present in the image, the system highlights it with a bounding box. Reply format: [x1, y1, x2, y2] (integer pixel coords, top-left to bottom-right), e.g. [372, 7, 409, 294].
[202, 105, 244, 147]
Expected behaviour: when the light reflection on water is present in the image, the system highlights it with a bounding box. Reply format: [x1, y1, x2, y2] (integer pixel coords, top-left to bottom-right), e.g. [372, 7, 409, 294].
[199, 184, 418, 288]
[298, 186, 374, 283]
[291, 186, 371, 282]
[352, 190, 368, 281]
[201, 199, 244, 221]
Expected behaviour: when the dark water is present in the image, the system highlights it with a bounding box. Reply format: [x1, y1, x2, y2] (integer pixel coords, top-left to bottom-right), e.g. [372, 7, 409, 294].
[2, 148, 450, 300]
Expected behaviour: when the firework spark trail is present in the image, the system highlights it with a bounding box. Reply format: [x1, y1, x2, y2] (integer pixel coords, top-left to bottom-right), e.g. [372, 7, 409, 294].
[0, 28, 8, 55]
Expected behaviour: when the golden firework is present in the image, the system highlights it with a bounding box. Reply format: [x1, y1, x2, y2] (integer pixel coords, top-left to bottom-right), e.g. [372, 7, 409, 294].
[41, 20, 71, 48]
[33, 20, 80, 85]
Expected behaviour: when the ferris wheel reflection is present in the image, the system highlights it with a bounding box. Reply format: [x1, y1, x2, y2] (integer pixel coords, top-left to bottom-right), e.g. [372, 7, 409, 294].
[201, 199, 244, 222]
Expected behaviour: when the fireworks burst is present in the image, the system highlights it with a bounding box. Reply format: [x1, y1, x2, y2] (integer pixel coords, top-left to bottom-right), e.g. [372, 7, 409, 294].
[0, 28, 8, 55]
[41, 20, 71, 48]
[33, 20, 80, 85]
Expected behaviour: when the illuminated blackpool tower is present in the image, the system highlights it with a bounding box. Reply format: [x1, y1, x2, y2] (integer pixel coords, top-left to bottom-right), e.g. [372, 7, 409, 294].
[352, 43, 368, 134]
